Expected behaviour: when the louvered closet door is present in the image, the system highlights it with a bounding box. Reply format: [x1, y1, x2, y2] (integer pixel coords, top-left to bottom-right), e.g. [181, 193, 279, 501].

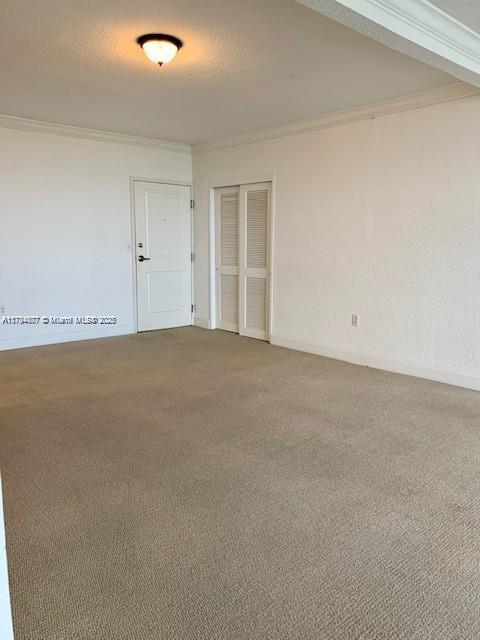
[239, 183, 271, 340]
[215, 187, 240, 332]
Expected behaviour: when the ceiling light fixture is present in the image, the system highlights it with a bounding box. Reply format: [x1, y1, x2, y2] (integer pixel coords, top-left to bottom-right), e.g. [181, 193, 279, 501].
[137, 33, 183, 66]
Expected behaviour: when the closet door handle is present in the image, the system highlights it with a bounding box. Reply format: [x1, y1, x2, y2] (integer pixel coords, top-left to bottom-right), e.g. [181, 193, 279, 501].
[138, 255, 151, 262]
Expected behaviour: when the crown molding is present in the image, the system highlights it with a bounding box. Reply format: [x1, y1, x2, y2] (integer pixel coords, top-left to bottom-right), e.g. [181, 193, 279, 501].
[2, 82, 478, 157]
[0, 114, 191, 154]
[297, 0, 480, 80]
[193, 82, 480, 154]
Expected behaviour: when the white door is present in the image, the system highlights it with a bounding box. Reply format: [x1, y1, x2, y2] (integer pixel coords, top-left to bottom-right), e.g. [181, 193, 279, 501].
[214, 182, 271, 340]
[134, 181, 192, 331]
[239, 182, 271, 340]
[215, 187, 240, 332]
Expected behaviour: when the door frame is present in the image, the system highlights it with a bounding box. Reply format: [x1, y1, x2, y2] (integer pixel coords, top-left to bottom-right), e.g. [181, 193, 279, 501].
[130, 177, 193, 333]
[208, 172, 275, 340]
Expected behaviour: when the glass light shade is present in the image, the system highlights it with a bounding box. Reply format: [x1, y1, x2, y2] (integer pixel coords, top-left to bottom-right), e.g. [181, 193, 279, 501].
[141, 39, 179, 65]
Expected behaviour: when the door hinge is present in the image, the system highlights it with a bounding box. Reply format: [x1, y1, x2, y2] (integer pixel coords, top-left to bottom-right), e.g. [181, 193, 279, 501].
[191, 252, 194, 262]
[191, 304, 194, 313]
[190, 199, 194, 209]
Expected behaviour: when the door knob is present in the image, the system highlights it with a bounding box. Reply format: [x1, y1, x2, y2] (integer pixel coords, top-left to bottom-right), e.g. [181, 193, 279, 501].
[138, 255, 151, 262]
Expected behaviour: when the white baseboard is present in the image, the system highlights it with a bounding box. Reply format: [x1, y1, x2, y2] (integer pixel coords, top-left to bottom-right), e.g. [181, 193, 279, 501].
[270, 335, 480, 392]
[193, 317, 211, 329]
[0, 477, 14, 640]
[0, 324, 136, 352]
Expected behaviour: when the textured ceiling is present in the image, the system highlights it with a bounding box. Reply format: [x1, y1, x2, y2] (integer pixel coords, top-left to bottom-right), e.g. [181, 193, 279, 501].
[429, 0, 480, 33]
[0, 0, 454, 144]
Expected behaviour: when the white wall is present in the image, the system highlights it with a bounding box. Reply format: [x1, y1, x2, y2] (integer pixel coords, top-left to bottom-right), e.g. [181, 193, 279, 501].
[193, 96, 480, 390]
[0, 127, 191, 350]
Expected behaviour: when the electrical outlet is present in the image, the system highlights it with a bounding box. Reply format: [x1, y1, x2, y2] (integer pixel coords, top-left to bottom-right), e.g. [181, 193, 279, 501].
[352, 314, 360, 328]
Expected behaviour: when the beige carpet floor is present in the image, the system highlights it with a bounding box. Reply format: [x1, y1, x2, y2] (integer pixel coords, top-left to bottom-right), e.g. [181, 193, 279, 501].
[1, 327, 480, 639]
